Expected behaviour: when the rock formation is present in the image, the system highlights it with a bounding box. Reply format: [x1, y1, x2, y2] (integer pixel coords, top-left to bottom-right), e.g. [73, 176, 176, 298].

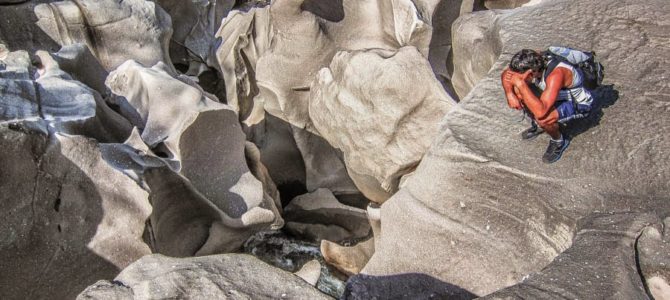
[1, 0, 669, 299]
[77, 254, 331, 299]
[34, 0, 173, 71]
[362, 0, 670, 296]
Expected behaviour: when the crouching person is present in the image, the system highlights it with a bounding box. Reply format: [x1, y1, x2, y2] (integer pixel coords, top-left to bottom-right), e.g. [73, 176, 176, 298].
[502, 49, 594, 163]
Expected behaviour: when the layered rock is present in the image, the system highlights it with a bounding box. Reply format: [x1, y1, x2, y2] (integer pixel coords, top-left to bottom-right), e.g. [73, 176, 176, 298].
[34, 0, 173, 71]
[77, 254, 331, 299]
[362, 0, 670, 296]
[309, 47, 454, 203]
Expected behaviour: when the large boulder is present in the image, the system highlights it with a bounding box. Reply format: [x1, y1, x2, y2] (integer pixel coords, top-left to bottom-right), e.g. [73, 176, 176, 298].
[77, 254, 331, 299]
[309, 47, 454, 203]
[362, 0, 670, 296]
[0, 129, 151, 300]
[34, 0, 173, 71]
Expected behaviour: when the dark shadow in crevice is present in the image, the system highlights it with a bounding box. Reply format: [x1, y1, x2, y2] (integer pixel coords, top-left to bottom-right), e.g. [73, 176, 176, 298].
[301, 0, 344, 22]
[342, 273, 477, 300]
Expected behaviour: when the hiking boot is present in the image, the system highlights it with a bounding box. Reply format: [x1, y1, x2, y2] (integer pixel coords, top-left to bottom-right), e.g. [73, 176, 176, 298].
[542, 138, 570, 163]
[521, 124, 544, 140]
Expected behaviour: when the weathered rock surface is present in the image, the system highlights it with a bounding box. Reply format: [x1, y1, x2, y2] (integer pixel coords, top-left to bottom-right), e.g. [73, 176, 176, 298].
[481, 213, 657, 299]
[216, 0, 447, 202]
[156, 0, 234, 71]
[638, 217, 670, 300]
[0, 129, 151, 300]
[450, 9, 501, 99]
[34, 0, 173, 71]
[1, 48, 132, 142]
[105, 60, 282, 255]
[309, 47, 454, 203]
[363, 0, 670, 296]
[284, 188, 370, 243]
[77, 254, 331, 300]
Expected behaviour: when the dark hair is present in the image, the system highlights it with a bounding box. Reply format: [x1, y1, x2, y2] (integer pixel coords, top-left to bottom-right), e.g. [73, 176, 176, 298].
[509, 49, 545, 73]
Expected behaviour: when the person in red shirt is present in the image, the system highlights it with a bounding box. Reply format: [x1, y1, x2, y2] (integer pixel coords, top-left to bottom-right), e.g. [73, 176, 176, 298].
[502, 49, 593, 163]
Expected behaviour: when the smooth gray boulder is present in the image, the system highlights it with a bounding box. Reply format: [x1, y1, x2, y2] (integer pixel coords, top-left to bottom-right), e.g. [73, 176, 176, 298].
[363, 0, 670, 296]
[34, 0, 173, 71]
[77, 254, 332, 300]
[0, 129, 151, 300]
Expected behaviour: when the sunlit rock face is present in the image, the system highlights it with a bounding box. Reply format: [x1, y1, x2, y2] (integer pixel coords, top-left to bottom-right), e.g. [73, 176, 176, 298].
[34, 0, 173, 71]
[77, 254, 331, 300]
[363, 0, 670, 296]
[310, 47, 454, 203]
[104, 60, 283, 255]
[216, 0, 455, 202]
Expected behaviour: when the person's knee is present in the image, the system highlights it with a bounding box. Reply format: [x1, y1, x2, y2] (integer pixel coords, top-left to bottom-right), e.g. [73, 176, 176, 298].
[536, 115, 557, 128]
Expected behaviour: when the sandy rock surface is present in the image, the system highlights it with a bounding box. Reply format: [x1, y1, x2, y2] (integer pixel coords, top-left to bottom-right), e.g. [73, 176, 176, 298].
[362, 0, 670, 296]
[77, 254, 331, 300]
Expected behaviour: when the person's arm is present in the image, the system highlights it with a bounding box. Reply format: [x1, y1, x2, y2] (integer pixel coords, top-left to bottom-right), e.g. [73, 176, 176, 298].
[512, 69, 566, 119]
[501, 68, 522, 110]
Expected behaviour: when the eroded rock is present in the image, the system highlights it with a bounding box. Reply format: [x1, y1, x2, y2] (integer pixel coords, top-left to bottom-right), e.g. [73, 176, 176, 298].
[77, 254, 331, 299]
[284, 188, 370, 243]
[309, 47, 454, 203]
[0, 129, 151, 300]
[35, 0, 173, 71]
[362, 0, 670, 296]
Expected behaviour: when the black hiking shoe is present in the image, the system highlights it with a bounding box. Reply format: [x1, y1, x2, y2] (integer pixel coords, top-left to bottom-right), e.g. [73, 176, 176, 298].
[542, 138, 570, 163]
[521, 125, 544, 140]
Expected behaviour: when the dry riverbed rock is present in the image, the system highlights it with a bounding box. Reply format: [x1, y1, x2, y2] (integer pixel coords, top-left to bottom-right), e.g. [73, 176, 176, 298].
[362, 0, 670, 296]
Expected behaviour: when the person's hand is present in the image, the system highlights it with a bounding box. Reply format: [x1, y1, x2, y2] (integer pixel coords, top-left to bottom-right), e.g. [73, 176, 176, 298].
[511, 70, 533, 88]
[508, 95, 522, 110]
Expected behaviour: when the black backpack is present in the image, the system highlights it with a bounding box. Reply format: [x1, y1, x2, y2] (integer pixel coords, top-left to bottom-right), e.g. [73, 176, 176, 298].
[542, 46, 604, 90]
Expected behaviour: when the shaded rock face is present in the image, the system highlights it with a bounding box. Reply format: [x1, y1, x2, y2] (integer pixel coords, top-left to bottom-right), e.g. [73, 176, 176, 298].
[0, 129, 151, 300]
[363, 0, 670, 296]
[284, 188, 370, 243]
[156, 0, 234, 71]
[77, 254, 331, 300]
[34, 0, 173, 71]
